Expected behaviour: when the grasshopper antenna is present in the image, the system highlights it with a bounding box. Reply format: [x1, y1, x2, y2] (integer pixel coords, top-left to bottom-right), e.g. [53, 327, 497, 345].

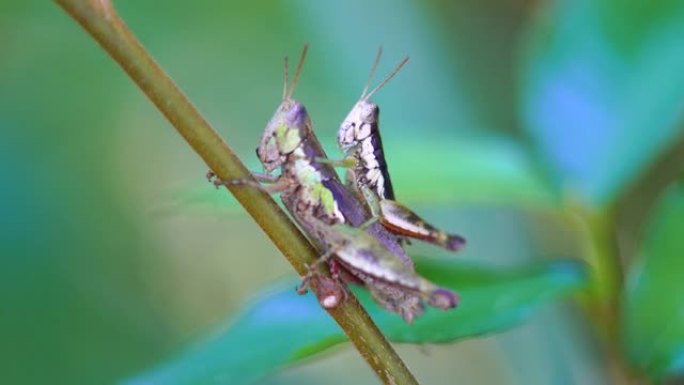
[360, 46, 383, 100]
[282, 56, 289, 101]
[285, 44, 309, 101]
[363, 56, 410, 101]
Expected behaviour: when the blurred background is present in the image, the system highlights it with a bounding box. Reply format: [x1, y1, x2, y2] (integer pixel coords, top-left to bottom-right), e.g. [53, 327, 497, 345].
[2, 0, 684, 384]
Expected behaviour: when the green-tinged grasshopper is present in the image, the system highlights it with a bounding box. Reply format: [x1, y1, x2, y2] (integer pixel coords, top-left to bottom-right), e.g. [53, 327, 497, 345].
[303, 214, 457, 310]
[210, 46, 457, 322]
[336, 48, 466, 252]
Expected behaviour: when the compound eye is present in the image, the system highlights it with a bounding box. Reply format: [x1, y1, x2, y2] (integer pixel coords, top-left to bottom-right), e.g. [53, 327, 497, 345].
[338, 121, 356, 144]
[257, 136, 281, 167]
[361, 104, 377, 121]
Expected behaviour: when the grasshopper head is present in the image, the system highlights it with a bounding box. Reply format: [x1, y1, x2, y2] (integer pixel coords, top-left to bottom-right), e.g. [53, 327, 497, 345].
[338, 100, 379, 153]
[257, 45, 311, 173]
[338, 50, 408, 153]
[257, 100, 311, 172]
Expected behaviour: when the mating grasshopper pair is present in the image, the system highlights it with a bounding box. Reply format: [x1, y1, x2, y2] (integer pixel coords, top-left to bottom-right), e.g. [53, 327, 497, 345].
[211, 46, 464, 323]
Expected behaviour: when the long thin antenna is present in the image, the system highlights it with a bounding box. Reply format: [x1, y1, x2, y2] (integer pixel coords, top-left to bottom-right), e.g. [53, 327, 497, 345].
[285, 44, 309, 101]
[364, 56, 410, 101]
[360, 46, 383, 99]
[282, 56, 289, 101]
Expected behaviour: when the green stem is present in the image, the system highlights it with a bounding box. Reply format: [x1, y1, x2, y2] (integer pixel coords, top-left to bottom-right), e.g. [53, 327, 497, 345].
[574, 209, 650, 384]
[582, 209, 622, 335]
[54, 1, 418, 384]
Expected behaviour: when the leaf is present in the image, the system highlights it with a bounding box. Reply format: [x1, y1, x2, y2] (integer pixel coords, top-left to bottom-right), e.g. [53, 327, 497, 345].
[124, 259, 586, 385]
[521, 0, 684, 207]
[621, 183, 684, 380]
[387, 136, 554, 207]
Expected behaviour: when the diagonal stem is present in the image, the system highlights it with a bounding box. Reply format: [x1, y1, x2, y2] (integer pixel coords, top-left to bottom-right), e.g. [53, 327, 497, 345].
[53, 0, 419, 384]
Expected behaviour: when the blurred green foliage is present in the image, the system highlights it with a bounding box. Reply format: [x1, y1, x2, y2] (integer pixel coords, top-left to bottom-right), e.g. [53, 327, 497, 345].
[1, 0, 684, 384]
[128, 259, 586, 385]
[522, 0, 684, 206]
[622, 182, 684, 380]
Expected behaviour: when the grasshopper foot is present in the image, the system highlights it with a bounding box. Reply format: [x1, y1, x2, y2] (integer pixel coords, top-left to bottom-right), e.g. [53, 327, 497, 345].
[296, 263, 315, 295]
[206, 170, 234, 189]
[206, 170, 217, 183]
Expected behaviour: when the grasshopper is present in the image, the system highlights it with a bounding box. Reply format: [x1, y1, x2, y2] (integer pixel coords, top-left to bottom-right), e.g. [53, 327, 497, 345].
[303, 214, 457, 311]
[336, 48, 466, 252]
[210, 46, 457, 322]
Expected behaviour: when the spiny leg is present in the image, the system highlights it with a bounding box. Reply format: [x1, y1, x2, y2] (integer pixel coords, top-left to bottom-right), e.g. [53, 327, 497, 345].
[252, 172, 281, 183]
[358, 182, 464, 251]
[358, 217, 379, 230]
[211, 173, 290, 194]
[207, 169, 279, 183]
[295, 247, 338, 293]
[296, 263, 316, 295]
[313, 155, 358, 169]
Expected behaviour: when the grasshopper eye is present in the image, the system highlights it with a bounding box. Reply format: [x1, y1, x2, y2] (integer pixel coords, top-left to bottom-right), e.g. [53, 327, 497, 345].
[338, 121, 356, 148]
[360, 103, 377, 122]
[348, 122, 358, 137]
[342, 121, 356, 132]
[256, 136, 283, 172]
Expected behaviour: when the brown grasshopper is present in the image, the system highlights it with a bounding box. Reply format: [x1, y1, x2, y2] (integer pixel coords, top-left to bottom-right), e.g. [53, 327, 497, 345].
[302, 214, 457, 310]
[210, 46, 457, 322]
[336, 48, 466, 252]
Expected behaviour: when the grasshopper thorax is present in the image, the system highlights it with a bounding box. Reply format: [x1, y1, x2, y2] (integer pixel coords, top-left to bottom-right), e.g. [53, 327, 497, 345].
[338, 100, 379, 153]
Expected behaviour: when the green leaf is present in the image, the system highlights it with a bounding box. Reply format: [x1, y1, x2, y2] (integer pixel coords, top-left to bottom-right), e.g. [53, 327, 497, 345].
[521, 0, 684, 207]
[621, 183, 684, 380]
[124, 259, 586, 385]
[387, 136, 554, 207]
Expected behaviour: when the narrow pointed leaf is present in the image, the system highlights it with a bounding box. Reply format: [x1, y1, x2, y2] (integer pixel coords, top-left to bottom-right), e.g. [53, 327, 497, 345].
[622, 183, 684, 380]
[125, 259, 586, 385]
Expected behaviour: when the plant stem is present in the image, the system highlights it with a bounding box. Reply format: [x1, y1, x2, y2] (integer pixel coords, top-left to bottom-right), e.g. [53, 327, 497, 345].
[54, 1, 419, 384]
[586, 210, 622, 318]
